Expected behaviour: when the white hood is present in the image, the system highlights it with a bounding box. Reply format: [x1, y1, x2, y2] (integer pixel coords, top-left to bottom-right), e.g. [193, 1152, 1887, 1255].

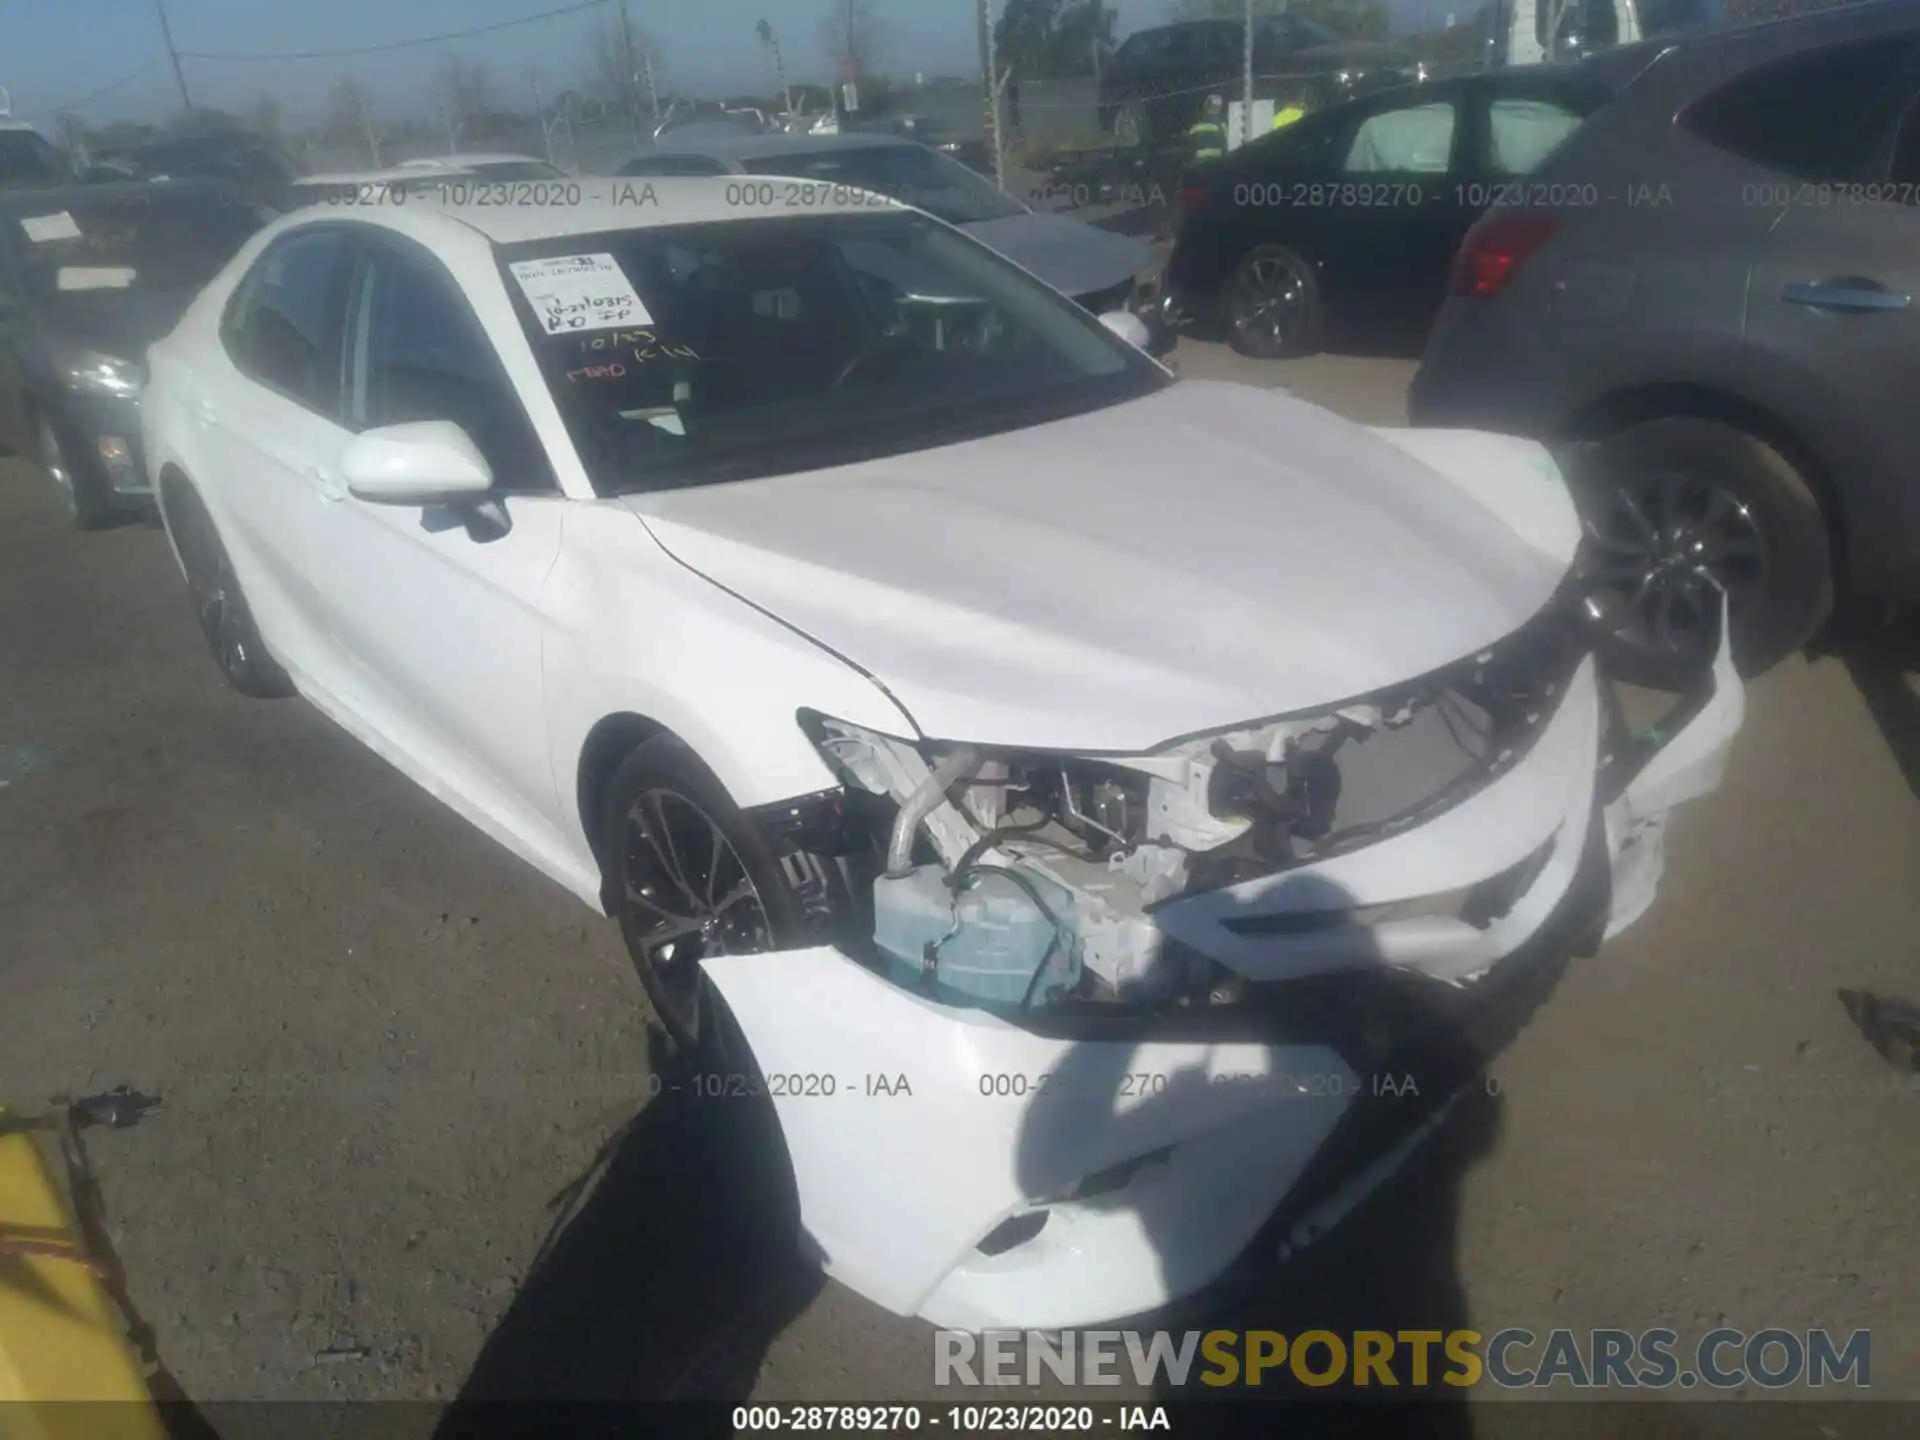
[625, 381, 1570, 753]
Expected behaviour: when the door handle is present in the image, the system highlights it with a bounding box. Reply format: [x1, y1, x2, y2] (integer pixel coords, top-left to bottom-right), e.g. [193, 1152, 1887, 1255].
[1781, 281, 1912, 313]
[308, 465, 347, 502]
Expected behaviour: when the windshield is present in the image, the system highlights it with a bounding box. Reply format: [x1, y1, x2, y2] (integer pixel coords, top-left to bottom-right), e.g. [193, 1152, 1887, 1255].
[500, 211, 1165, 494]
[12, 192, 263, 307]
[0, 130, 75, 187]
[740, 145, 1026, 225]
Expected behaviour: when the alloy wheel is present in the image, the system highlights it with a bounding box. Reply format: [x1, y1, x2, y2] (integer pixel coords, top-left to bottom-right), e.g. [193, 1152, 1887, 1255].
[181, 518, 255, 683]
[621, 788, 773, 1046]
[1114, 104, 1146, 150]
[1232, 251, 1314, 351]
[1578, 469, 1767, 662]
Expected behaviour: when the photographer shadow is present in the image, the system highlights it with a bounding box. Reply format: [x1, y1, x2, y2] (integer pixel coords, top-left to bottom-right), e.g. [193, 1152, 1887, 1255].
[1013, 864, 1604, 1437]
[433, 1025, 821, 1438]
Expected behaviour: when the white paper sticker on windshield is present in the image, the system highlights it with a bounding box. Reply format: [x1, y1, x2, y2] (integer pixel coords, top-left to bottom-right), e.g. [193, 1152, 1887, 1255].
[21, 211, 82, 243]
[508, 253, 652, 335]
[57, 266, 137, 292]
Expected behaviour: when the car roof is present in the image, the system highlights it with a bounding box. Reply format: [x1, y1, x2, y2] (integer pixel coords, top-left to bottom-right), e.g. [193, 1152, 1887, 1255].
[0, 178, 237, 212]
[398, 153, 551, 169]
[286, 175, 909, 249]
[643, 130, 920, 161]
[294, 165, 479, 186]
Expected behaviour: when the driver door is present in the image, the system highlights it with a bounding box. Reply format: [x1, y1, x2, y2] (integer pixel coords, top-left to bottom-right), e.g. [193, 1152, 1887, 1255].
[302, 230, 572, 854]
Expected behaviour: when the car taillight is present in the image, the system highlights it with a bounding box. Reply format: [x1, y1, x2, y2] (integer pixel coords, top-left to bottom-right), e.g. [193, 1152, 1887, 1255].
[1178, 184, 1205, 215]
[1449, 211, 1559, 298]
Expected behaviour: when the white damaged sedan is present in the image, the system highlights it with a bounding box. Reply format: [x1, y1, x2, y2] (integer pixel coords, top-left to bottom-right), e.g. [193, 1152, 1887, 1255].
[141, 180, 1744, 1331]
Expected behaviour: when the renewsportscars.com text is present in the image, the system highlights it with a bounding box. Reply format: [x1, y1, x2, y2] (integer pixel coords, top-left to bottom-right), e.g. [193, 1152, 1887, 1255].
[933, 1328, 1871, 1390]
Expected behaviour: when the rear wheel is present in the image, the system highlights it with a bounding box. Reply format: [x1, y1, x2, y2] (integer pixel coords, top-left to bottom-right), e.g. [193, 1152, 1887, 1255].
[1567, 416, 1832, 687]
[164, 484, 295, 698]
[1225, 243, 1324, 359]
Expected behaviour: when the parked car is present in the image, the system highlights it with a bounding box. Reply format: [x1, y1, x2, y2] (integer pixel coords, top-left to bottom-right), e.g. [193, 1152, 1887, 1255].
[396, 153, 570, 182]
[288, 165, 482, 206]
[0, 181, 265, 526]
[1160, 53, 1650, 358]
[0, 120, 77, 188]
[140, 177, 1742, 1329]
[104, 132, 302, 211]
[1411, 0, 1920, 685]
[1099, 16, 1421, 150]
[614, 132, 1162, 347]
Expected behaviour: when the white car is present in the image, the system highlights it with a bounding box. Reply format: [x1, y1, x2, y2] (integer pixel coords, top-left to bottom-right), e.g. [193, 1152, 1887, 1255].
[141, 179, 1744, 1331]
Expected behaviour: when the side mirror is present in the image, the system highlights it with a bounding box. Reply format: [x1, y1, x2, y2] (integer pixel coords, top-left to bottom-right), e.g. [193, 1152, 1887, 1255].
[343, 421, 493, 507]
[1098, 308, 1153, 351]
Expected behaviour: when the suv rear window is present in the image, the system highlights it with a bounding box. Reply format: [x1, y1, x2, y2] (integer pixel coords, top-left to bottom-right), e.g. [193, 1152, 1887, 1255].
[1682, 36, 1919, 181]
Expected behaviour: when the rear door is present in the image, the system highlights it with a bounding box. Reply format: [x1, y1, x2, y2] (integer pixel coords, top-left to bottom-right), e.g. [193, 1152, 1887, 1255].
[1731, 35, 1920, 583]
[0, 231, 32, 454]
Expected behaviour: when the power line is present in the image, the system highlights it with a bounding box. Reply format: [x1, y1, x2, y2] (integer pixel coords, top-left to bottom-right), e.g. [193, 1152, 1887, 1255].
[177, 0, 613, 62]
[47, 59, 166, 114]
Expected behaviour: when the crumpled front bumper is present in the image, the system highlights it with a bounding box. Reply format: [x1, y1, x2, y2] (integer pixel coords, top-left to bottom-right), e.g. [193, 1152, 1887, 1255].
[703, 620, 1745, 1331]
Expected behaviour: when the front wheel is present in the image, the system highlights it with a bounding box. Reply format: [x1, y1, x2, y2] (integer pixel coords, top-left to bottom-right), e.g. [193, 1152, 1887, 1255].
[602, 736, 830, 1065]
[1566, 416, 1833, 688]
[1225, 244, 1325, 359]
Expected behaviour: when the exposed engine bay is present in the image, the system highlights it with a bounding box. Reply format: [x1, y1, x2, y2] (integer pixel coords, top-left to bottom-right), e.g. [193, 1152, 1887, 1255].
[804, 609, 1585, 1014]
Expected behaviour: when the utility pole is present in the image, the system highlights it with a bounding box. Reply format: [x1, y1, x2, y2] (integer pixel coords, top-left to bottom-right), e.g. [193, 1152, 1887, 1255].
[617, 0, 641, 142]
[1241, 0, 1254, 150]
[530, 71, 554, 164]
[977, 0, 998, 172]
[641, 49, 661, 120]
[153, 0, 194, 115]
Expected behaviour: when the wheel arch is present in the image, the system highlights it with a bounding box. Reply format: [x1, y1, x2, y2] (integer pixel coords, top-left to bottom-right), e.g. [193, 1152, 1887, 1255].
[1558, 381, 1849, 589]
[575, 711, 671, 877]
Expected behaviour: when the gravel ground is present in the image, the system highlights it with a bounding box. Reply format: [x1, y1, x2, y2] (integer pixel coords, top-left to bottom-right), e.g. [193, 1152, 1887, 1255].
[3, 345, 1917, 1424]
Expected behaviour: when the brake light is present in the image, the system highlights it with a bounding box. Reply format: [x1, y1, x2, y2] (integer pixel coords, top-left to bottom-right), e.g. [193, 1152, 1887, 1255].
[1178, 184, 1205, 215]
[1449, 211, 1559, 298]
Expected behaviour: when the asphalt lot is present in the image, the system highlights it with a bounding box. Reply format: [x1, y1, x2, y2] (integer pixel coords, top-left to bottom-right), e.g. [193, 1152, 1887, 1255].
[3, 341, 1919, 1421]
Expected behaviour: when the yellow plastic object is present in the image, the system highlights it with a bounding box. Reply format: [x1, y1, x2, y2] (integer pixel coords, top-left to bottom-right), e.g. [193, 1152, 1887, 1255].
[0, 1109, 167, 1440]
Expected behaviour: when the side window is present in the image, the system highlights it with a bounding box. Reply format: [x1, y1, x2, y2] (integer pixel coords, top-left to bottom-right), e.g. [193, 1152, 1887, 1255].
[223, 228, 350, 414]
[1341, 101, 1458, 175]
[347, 242, 556, 493]
[1481, 95, 1591, 176]
[1682, 37, 1919, 182]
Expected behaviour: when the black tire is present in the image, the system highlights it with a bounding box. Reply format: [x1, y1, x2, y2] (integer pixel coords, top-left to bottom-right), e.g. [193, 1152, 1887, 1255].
[37, 408, 110, 530]
[1566, 416, 1833, 689]
[1225, 243, 1324, 359]
[162, 483, 296, 699]
[601, 735, 832, 1065]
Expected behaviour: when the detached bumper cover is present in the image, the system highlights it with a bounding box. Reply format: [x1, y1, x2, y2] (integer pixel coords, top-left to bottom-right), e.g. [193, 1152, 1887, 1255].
[705, 620, 1744, 1331]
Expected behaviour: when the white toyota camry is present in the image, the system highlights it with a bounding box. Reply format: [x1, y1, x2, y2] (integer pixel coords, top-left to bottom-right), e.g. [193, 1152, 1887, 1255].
[142, 180, 1744, 1331]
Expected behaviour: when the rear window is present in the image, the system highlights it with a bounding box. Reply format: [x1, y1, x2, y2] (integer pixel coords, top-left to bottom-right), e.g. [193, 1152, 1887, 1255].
[1681, 36, 1919, 181]
[0, 130, 73, 187]
[1479, 77, 1615, 176]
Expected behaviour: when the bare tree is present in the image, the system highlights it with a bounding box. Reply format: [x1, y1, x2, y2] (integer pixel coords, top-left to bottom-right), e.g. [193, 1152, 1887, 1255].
[757, 18, 795, 116]
[239, 91, 284, 145]
[324, 75, 384, 166]
[436, 54, 499, 151]
[818, 0, 890, 77]
[584, 14, 664, 130]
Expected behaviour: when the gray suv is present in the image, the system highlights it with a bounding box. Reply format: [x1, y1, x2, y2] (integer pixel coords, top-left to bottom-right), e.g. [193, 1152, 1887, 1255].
[1411, 0, 1920, 685]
